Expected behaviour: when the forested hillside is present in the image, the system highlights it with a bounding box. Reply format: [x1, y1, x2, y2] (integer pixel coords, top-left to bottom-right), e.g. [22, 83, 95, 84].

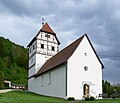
[0, 37, 28, 88]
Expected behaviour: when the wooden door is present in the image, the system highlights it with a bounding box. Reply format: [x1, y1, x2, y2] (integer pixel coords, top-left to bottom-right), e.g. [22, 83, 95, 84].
[83, 84, 89, 96]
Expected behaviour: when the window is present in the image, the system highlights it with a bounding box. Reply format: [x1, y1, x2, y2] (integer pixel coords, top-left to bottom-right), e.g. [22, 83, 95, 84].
[52, 46, 55, 51]
[33, 45, 35, 50]
[85, 53, 87, 56]
[29, 49, 31, 53]
[45, 34, 50, 38]
[41, 44, 44, 49]
[84, 66, 88, 71]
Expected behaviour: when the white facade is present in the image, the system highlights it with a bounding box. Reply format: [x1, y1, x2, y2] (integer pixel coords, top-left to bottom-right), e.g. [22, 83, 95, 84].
[28, 23, 103, 100]
[28, 64, 66, 98]
[67, 36, 102, 99]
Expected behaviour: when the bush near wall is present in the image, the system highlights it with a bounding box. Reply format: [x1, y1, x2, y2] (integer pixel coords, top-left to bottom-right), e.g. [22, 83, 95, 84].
[85, 96, 95, 101]
[90, 96, 95, 101]
[85, 97, 89, 101]
[67, 97, 75, 101]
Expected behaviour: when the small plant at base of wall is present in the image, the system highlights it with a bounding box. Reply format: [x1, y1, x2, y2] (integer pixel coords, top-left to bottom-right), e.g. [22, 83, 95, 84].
[90, 96, 95, 101]
[85, 97, 89, 101]
[67, 97, 75, 101]
[85, 96, 95, 101]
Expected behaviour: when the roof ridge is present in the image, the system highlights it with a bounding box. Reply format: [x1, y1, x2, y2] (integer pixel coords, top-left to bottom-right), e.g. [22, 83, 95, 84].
[35, 34, 85, 77]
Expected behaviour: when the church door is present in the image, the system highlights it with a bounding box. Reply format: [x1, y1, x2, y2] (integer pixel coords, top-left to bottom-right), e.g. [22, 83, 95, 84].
[83, 84, 89, 96]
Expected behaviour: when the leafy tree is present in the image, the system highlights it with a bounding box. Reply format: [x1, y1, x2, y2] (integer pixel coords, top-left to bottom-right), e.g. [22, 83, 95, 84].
[0, 71, 4, 89]
[0, 37, 28, 87]
[103, 80, 120, 98]
[9, 48, 14, 64]
[16, 51, 28, 69]
[0, 39, 4, 58]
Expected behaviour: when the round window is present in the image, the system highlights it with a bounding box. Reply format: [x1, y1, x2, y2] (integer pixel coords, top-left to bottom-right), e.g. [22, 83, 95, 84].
[84, 66, 88, 71]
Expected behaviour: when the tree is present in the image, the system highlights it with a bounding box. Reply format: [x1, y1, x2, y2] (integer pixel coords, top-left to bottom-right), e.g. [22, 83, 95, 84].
[0, 71, 4, 89]
[102, 80, 120, 98]
[16, 52, 28, 69]
[0, 39, 4, 58]
[0, 37, 28, 87]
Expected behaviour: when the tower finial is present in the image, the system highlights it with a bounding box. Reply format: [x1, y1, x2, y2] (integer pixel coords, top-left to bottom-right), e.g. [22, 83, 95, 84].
[42, 18, 44, 26]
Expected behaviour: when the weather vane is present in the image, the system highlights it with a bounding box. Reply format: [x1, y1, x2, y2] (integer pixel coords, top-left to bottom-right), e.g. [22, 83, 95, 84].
[42, 18, 44, 26]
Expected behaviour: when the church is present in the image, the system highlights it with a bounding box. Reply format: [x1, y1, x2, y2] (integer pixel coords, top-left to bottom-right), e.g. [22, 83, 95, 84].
[27, 22, 104, 100]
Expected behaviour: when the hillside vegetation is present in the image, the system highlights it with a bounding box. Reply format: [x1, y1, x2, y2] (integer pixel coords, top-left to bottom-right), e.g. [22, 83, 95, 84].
[0, 37, 28, 88]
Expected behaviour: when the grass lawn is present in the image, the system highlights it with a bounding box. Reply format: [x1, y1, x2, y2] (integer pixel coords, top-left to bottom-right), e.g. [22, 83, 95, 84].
[0, 91, 120, 103]
[76, 99, 120, 103]
[0, 91, 66, 103]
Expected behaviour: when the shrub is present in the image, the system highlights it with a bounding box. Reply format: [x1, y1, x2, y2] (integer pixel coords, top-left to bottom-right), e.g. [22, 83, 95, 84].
[85, 96, 95, 101]
[85, 97, 89, 101]
[67, 97, 75, 101]
[90, 96, 95, 101]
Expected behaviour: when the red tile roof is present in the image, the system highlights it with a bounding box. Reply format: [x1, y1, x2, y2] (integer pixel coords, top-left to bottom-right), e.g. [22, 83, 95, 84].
[34, 34, 84, 77]
[40, 23, 55, 35]
[34, 34, 104, 77]
[27, 22, 60, 47]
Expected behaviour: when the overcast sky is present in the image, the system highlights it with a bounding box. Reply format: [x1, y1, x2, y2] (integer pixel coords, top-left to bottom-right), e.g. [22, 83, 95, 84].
[0, 0, 120, 84]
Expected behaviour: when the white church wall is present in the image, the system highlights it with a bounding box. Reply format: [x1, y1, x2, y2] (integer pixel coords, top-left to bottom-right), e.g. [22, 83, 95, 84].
[67, 36, 102, 99]
[29, 66, 35, 77]
[29, 55, 36, 68]
[29, 54, 46, 76]
[35, 54, 46, 73]
[28, 64, 66, 98]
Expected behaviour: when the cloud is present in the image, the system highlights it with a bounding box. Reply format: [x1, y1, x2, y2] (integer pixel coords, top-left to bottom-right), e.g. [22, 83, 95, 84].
[102, 58, 120, 84]
[0, 13, 39, 46]
[0, 0, 120, 84]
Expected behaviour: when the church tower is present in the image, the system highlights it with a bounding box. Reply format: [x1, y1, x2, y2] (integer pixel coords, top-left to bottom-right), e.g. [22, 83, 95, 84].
[27, 22, 60, 78]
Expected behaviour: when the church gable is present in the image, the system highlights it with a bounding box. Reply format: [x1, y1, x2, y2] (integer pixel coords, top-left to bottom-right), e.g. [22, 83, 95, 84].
[35, 34, 84, 77]
[27, 22, 60, 47]
[67, 34, 103, 99]
[37, 23, 60, 45]
[35, 34, 103, 77]
[69, 34, 104, 69]
[82, 35, 104, 68]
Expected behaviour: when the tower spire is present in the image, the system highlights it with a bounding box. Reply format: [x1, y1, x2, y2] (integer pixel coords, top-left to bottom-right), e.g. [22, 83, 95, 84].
[42, 18, 44, 26]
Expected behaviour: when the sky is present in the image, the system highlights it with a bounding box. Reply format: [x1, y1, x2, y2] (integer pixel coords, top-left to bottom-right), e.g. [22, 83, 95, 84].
[0, 0, 120, 84]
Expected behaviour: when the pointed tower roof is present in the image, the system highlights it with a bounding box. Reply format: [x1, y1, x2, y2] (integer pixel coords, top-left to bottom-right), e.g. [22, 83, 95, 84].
[27, 22, 60, 47]
[40, 23, 55, 35]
